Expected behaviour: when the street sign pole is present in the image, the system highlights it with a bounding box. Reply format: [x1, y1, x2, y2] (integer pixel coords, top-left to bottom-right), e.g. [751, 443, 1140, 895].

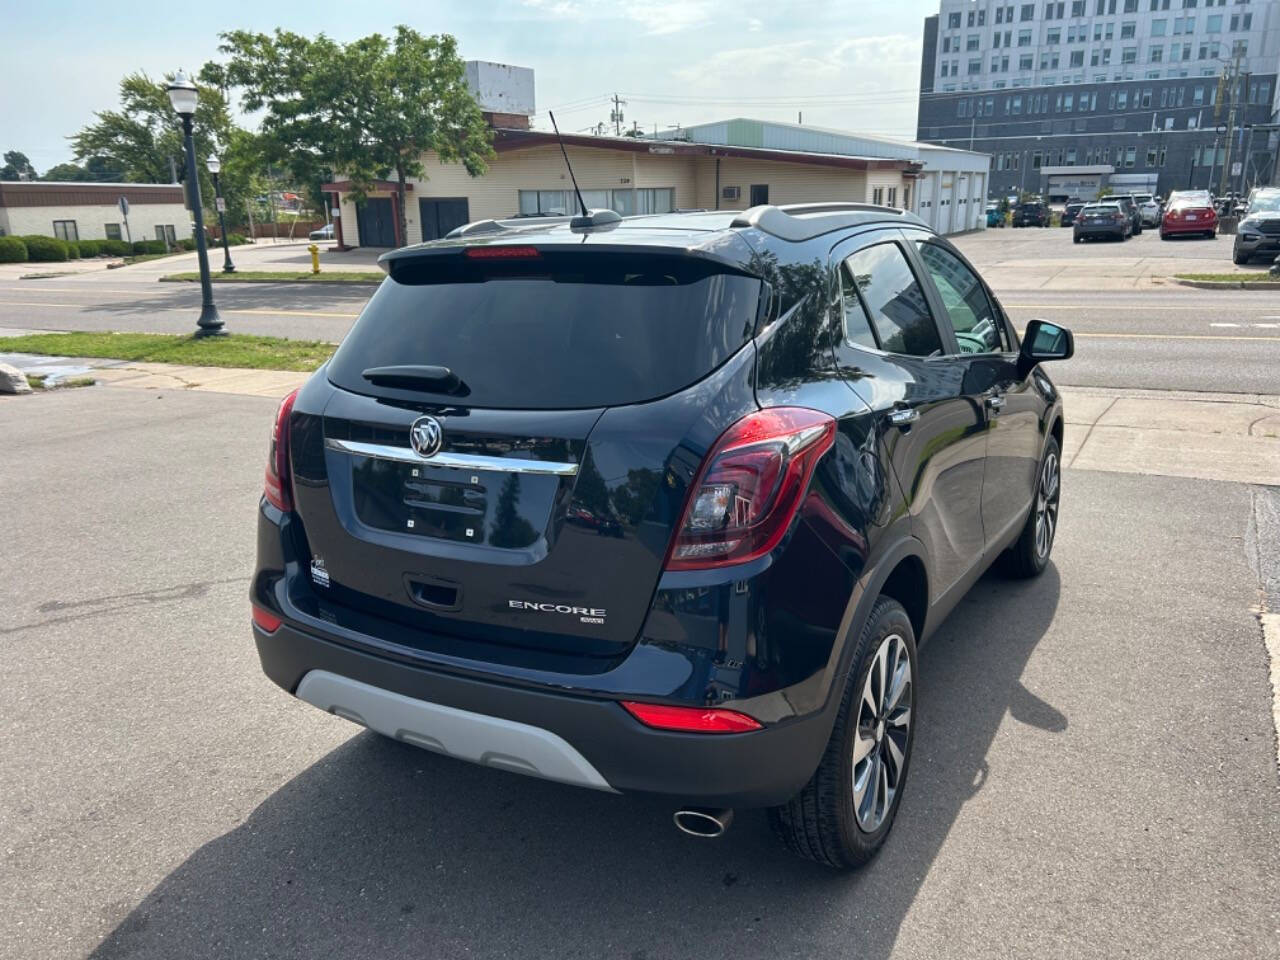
[118, 196, 132, 246]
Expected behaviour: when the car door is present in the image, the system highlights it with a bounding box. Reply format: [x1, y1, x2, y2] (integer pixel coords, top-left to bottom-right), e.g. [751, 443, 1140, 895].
[830, 231, 987, 598]
[906, 232, 1045, 552]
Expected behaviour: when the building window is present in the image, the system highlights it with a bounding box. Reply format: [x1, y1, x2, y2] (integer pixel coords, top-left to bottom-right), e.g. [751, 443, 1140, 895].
[52, 220, 78, 243]
[969, 58, 983, 74]
[1152, 18, 1167, 35]
[1019, 54, 1034, 70]
[1070, 50, 1085, 66]
[155, 225, 177, 246]
[518, 188, 673, 216]
[1018, 29, 1032, 46]
[887, 187, 898, 208]
[967, 34, 981, 50]
[1122, 46, 1137, 63]
[1121, 21, 1136, 38]
[1124, 147, 1136, 168]
[1021, 3, 1036, 20]
[1150, 45, 1164, 61]
[948, 11, 962, 28]
[872, 187, 884, 205]
[105, 223, 123, 241]
[749, 184, 769, 207]
[903, 185, 911, 209]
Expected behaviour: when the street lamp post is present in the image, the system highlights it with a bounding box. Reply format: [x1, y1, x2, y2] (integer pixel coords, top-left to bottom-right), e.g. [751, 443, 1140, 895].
[165, 70, 224, 337]
[207, 156, 235, 273]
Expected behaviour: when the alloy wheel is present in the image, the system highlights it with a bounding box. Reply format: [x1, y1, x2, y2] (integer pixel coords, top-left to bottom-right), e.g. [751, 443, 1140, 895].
[852, 633, 912, 833]
[1034, 451, 1060, 559]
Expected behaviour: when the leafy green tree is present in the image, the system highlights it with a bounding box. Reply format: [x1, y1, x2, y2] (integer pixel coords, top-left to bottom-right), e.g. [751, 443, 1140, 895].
[215, 26, 493, 244]
[42, 162, 88, 181]
[69, 71, 248, 223]
[1, 150, 35, 179]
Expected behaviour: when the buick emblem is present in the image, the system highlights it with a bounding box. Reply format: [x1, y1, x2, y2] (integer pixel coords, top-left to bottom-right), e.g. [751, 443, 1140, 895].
[409, 416, 443, 458]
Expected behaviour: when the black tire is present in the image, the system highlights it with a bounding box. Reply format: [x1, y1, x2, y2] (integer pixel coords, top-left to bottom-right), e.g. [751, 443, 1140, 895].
[769, 596, 917, 869]
[1001, 435, 1061, 578]
[1073, 235, 1081, 244]
[1234, 248, 1250, 265]
[1160, 231, 1170, 241]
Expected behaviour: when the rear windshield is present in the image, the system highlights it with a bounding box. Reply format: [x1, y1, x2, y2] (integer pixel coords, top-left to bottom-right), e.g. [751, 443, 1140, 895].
[1082, 205, 1117, 215]
[327, 250, 760, 409]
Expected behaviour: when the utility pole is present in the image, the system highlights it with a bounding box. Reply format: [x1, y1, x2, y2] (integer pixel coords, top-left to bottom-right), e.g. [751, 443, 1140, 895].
[1219, 48, 1242, 197]
[610, 94, 627, 136]
[970, 116, 976, 151]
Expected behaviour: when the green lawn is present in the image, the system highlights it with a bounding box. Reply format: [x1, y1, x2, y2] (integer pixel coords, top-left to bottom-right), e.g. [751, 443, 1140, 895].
[162, 270, 383, 283]
[0, 332, 335, 371]
[1173, 272, 1280, 283]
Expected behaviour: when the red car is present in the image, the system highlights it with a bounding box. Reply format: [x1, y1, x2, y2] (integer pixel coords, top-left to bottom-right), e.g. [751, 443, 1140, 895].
[1160, 195, 1218, 240]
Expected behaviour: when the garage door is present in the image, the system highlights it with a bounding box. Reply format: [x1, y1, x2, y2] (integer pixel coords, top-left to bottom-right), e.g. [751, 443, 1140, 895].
[356, 197, 396, 247]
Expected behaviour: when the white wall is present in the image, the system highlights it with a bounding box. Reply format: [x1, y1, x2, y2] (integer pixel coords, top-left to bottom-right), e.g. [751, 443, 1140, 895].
[0, 203, 191, 242]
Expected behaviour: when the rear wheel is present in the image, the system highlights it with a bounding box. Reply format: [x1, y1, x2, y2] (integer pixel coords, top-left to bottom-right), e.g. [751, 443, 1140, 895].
[1002, 436, 1061, 578]
[769, 596, 917, 869]
[1234, 247, 1250, 265]
[1073, 235, 1081, 244]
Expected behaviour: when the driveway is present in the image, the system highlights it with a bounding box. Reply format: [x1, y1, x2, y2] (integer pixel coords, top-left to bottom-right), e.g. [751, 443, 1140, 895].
[2, 386, 1277, 959]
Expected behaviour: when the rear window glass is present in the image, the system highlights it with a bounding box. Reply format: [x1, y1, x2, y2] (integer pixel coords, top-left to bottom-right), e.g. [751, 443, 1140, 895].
[327, 251, 760, 409]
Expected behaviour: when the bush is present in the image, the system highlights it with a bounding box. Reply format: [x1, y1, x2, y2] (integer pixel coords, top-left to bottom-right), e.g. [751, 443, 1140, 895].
[179, 237, 196, 251]
[101, 239, 129, 256]
[227, 233, 249, 246]
[0, 236, 27, 263]
[22, 235, 69, 262]
[77, 239, 101, 257]
[130, 240, 167, 255]
[65, 241, 80, 259]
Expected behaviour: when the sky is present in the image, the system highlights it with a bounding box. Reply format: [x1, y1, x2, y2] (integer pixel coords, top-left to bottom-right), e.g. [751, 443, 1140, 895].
[1, 0, 934, 173]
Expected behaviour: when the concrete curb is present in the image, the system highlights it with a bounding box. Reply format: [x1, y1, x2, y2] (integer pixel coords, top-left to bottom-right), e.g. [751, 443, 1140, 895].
[1170, 278, 1280, 290]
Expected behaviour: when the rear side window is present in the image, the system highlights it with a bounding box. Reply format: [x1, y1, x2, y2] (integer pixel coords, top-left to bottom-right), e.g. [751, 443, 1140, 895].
[841, 242, 943, 358]
[328, 251, 760, 409]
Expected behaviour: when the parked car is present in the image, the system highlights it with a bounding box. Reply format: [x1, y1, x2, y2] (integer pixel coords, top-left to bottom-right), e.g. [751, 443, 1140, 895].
[250, 203, 1072, 868]
[1073, 202, 1131, 243]
[1107, 195, 1144, 235]
[986, 202, 1004, 227]
[1232, 187, 1280, 264]
[309, 223, 335, 241]
[1136, 197, 1162, 227]
[1060, 202, 1085, 227]
[1161, 194, 1218, 240]
[1012, 201, 1050, 227]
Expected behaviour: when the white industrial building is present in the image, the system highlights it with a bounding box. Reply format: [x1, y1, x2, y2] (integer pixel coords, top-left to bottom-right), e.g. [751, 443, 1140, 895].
[664, 119, 993, 236]
[0, 181, 192, 244]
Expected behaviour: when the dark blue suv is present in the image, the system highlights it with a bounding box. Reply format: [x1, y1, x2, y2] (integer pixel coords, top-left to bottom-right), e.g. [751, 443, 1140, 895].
[251, 203, 1072, 868]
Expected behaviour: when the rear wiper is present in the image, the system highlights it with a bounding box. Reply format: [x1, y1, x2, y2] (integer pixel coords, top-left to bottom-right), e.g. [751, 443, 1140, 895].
[361, 365, 470, 396]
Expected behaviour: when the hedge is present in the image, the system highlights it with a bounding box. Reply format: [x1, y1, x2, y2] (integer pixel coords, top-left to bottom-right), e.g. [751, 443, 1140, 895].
[131, 240, 167, 255]
[227, 234, 249, 246]
[0, 236, 27, 263]
[101, 239, 130, 256]
[66, 241, 80, 259]
[21, 235, 69, 262]
[76, 239, 101, 257]
[179, 237, 197, 251]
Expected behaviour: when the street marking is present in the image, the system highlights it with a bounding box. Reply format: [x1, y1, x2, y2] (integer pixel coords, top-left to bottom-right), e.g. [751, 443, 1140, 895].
[1071, 332, 1280, 342]
[1210, 323, 1242, 328]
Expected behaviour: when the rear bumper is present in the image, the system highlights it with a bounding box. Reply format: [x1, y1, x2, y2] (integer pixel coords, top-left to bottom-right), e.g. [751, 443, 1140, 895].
[1075, 224, 1125, 238]
[254, 618, 831, 807]
[1161, 220, 1215, 235]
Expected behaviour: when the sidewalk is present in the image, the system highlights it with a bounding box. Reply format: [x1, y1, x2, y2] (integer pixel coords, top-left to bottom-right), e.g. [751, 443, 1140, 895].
[4, 350, 1275, 487]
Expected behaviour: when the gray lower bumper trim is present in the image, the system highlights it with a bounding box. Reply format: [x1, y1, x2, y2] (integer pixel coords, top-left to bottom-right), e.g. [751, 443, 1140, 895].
[295, 670, 616, 792]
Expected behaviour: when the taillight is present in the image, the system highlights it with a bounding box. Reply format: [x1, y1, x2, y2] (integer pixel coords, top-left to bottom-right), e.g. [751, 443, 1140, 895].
[464, 245, 540, 259]
[251, 604, 282, 633]
[666, 407, 836, 570]
[621, 701, 762, 733]
[263, 388, 298, 511]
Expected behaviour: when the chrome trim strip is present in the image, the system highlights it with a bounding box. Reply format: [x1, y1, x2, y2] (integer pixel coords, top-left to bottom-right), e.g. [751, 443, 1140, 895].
[324, 438, 579, 476]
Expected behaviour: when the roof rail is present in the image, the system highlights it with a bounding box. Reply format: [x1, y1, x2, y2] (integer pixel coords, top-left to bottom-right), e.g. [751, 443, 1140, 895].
[446, 215, 575, 239]
[730, 203, 927, 242]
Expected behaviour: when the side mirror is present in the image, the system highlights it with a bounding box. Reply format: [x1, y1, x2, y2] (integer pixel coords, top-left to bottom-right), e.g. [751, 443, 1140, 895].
[1019, 319, 1074, 375]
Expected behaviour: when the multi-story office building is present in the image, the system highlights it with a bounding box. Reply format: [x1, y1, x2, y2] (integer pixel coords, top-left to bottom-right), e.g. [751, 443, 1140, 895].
[917, 0, 1280, 200]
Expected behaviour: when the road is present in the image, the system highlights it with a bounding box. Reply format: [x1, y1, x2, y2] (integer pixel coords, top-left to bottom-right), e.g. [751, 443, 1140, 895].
[3, 271, 1280, 393]
[2, 386, 1277, 959]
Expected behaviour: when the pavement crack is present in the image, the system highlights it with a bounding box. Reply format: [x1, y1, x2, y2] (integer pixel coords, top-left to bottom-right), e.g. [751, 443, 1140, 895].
[3, 576, 249, 635]
[1067, 397, 1117, 469]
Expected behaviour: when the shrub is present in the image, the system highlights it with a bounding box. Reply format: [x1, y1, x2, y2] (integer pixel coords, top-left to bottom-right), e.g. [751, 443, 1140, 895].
[76, 239, 101, 257]
[22, 235, 69, 262]
[130, 240, 167, 255]
[101, 239, 129, 256]
[227, 234, 251, 246]
[0, 236, 27, 263]
[179, 237, 196, 251]
[65, 241, 80, 259]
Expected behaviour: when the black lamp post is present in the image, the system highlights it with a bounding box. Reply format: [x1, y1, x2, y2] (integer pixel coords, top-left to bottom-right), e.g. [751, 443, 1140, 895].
[165, 70, 224, 337]
[207, 155, 235, 273]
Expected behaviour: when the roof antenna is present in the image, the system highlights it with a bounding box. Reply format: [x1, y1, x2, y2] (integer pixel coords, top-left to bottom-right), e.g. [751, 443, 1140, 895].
[549, 111, 588, 218]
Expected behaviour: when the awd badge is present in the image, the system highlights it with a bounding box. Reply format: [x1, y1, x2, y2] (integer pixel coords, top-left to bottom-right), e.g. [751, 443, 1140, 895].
[310, 556, 330, 588]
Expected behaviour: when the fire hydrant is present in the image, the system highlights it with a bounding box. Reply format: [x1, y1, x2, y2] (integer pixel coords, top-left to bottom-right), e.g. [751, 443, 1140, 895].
[308, 243, 320, 274]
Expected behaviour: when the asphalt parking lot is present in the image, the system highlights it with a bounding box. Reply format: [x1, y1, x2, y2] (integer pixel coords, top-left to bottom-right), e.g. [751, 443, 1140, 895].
[3, 386, 1278, 959]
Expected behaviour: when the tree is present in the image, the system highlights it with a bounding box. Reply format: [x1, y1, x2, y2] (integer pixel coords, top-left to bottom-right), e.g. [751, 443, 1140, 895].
[70, 72, 244, 222]
[1, 150, 35, 179]
[42, 162, 88, 181]
[216, 26, 494, 244]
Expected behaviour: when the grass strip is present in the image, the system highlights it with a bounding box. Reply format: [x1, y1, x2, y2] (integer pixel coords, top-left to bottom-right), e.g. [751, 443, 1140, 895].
[0, 332, 334, 372]
[1173, 272, 1280, 283]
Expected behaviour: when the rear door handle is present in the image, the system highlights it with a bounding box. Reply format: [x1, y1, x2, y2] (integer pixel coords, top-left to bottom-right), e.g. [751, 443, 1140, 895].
[985, 394, 1006, 414]
[888, 407, 919, 428]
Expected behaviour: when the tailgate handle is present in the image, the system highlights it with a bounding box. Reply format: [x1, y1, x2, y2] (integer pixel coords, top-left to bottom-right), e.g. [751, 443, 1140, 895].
[404, 575, 462, 612]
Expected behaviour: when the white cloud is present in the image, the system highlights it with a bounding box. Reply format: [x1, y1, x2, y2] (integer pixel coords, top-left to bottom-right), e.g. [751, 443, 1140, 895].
[747, 17, 763, 32]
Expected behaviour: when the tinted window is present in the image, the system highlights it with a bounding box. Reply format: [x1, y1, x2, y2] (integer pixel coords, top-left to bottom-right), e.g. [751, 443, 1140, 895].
[838, 260, 879, 350]
[914, 241, 1009, 354]
[328, 252, 760, 409]
[843, 242, 942, 357]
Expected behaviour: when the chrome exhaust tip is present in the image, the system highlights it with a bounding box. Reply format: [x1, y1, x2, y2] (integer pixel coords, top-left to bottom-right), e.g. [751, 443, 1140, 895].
[673, 807, 734, 838]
